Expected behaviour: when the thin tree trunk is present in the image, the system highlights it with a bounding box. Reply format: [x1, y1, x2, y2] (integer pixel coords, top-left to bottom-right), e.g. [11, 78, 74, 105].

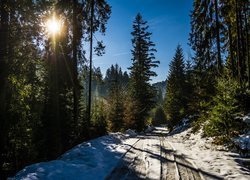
[228, 23, 235, 77]
[239, 1, 246, 81]
[236, 0, 242, 84]
[0, 0, 9, 175]
[87, 0, 94, 136]
[73, 0, 79, 127]
[47, 39, 62, 159]
[215, 0, 222, 72]
[244, 3, 250, 87]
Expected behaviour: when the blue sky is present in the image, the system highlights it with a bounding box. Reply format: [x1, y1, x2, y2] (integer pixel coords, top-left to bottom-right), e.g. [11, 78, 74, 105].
[93, 0, 193, 83]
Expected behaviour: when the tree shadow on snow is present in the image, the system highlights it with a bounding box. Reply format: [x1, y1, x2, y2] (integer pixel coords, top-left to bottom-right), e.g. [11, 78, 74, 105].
[167, 125, 191, 136]
[233, 157, 250, 175]
[106, 141, 224, 180]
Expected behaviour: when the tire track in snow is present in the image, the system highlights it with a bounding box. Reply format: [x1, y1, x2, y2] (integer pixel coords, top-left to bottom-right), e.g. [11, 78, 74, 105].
[106, 137, 147, 179]
[106, 128, 204, 180]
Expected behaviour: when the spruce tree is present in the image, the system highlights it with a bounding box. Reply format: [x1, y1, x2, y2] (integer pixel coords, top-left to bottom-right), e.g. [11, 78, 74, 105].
[184, 60, 196, 115]
[189, 0, 250, 132]
[0, 0, 45, 175]
[0, 0, 112, 177]
[107, 64, 125, 132]
[204, 73, 241, 137]
[152, 106, 167, 126]
[91, 99, 107, 138]
[164, 45, 187, 128]
[189, 0, 218, 116]
[127, 13, 159, 132]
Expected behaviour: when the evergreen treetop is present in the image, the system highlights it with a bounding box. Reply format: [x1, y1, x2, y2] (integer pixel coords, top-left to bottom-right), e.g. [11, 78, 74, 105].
[126, 13, 159, 132]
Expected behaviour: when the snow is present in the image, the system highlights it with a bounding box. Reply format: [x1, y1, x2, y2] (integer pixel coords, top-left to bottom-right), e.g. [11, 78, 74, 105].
[125, 129, 137, 137]
[10, 132, 138, 180]
[144, 138, 161, 179]
[243, 113, 250, 126]
[9, 123, 250, 180]
[232, 112, 250, 156]
[145, 125, 155, 133]
[166, 127, 250, 179]
[233, 133, 250, 152]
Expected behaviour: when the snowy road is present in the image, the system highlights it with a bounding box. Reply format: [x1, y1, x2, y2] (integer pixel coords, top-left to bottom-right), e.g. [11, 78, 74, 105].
[12, 127, 249, 179]
[106, 128, 207, 180]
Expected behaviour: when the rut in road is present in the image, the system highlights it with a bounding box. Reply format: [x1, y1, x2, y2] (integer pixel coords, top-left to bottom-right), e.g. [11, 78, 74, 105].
[106, 128, 203, 180]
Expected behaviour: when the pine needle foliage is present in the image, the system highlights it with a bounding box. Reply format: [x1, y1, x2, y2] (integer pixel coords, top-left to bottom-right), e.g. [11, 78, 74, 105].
[127, 13, 159, 132]
[204, 74, 242, 137]
[164, 45, 187, 128]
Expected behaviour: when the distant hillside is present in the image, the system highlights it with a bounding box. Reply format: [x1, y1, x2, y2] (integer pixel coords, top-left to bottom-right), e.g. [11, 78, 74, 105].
[153, 80, 167, 103]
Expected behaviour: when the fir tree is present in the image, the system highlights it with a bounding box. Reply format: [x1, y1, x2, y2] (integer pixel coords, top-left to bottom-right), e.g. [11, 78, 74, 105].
[0, 0, 112, 176]
[107, 64, 125, 132]
[0, 0, 45, 175]
[189, 0, 250, 133]
[184, 60, 196, 115]
[164, 45, 187, 128]
[204, 73, 242, 137]
[126, 13, 160, 132]
[152, 106, 167, 126]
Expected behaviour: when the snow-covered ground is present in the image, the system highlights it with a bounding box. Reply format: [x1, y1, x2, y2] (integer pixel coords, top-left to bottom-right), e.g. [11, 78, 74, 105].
[166, 127, 250, 179]
[10, 131, 138, 180]
[10, 125, 250, 180]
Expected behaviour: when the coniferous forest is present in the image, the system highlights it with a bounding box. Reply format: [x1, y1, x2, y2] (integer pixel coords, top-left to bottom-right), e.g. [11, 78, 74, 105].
[0, 0, 249, 179]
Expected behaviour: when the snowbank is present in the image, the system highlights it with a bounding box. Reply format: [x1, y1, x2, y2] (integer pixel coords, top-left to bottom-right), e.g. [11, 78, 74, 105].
[125, 129, 137, 137]
[243, 113, 250, 126]
[10, 133, 138, 180]
[166, 127, 250, 179]
[232, 113, 250, 156]
[233, 133, 250, 156]
[145, 125, 155, 133]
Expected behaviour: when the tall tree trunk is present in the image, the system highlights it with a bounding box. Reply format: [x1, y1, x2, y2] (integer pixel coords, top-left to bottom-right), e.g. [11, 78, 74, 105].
[72, 0, 79, 128]
[45, 40, 62, 159]
[228, 23, 235, 77]
[243, 2, 250, 87]
[215, 0, 222, 72]
[236, 0, 242, 84]
[87, 0, 94, 137]
[0, 0, 9, 176]
[239, 1, 246, 81]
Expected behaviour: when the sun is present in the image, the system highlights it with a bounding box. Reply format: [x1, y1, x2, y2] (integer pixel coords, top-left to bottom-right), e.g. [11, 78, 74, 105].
[46, 14, 61, 36]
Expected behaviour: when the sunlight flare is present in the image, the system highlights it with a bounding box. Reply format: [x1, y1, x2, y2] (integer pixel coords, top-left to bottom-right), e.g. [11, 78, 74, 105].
[46, 14, 62, 36]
